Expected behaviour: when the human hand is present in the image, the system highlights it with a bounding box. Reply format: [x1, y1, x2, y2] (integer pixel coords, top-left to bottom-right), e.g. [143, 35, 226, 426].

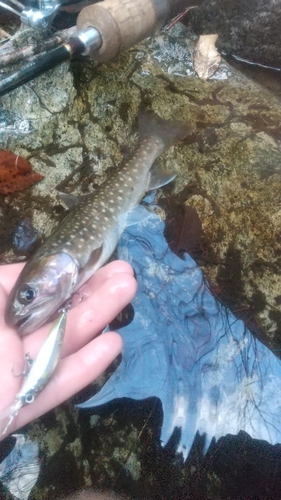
[0, 260, 137, 438]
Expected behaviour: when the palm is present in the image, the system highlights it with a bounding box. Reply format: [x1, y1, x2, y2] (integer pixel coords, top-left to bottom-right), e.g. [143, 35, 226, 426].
[0, 261, 136, 437]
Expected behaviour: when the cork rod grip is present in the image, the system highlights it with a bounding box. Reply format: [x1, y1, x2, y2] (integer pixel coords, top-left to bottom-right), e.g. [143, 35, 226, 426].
[77, 0, 170, 62]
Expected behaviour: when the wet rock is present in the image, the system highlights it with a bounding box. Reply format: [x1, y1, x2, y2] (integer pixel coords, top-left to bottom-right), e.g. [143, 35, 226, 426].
[187, 0, 281, 69]
[13, 218, 41, 255]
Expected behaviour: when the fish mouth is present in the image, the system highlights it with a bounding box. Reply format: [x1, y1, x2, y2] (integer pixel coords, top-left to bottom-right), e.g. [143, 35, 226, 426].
[16, 310, 48, 335]
[14, 302, 61, 335]
[6, 294, 59, 335]
[16, 314, 33, 335]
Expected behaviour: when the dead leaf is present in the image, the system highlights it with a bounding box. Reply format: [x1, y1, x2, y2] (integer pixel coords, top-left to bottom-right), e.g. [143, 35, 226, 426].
[0, 28, 10, 40]
[0, 150, 44, 194]
[193, 34, 221, 80]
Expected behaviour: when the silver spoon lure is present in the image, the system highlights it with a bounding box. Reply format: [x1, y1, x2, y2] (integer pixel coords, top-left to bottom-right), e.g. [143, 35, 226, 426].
[1, 309, 67, 438]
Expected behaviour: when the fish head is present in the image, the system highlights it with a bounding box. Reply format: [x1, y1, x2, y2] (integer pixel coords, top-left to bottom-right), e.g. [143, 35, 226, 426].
[5, 253, 78, 335]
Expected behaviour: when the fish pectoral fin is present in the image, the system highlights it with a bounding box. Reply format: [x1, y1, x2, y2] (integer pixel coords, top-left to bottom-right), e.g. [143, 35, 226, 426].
[57, 192, 81, 209]
[126, 205, 153, 226]
[89, 245, 103, 266]
[147, 164, 177, 190]
[57, 192, 93, 210]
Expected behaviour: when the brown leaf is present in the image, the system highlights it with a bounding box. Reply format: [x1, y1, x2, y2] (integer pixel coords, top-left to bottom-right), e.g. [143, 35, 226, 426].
[0, 28, 10, 40]
[0, 150, 44, 194]
[193, 34, 221, 80]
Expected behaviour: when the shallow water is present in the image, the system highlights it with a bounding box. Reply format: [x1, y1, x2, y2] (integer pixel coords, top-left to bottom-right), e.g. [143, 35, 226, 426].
[225, 54, 281, 99]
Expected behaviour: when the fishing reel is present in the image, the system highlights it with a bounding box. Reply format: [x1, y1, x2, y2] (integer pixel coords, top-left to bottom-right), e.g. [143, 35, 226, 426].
[0, 0, 174, 96]
[0, 0, 72, 29]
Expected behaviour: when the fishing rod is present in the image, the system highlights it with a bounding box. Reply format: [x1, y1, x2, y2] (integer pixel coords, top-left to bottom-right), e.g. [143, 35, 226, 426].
[0, 0, 200, 97]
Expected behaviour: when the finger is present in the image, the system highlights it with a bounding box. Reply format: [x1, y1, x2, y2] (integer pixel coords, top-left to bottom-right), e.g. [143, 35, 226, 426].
[79, 260, 135, 296]
[0, 263, 25, 295]
[0, 260, 133, 300]
[64, 271, 136, 356]
[22, 271, 136, 359]
[4, 260, 134, 340]
[0, 283, 23, 411]
[71, 260, 134, 305]
[11, 331, 123, 432]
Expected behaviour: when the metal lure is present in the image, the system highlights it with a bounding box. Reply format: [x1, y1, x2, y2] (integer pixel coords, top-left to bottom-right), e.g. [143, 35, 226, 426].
[0, 310, 67, 438]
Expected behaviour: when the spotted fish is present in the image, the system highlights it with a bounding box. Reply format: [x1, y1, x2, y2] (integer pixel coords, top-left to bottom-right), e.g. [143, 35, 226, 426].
[5, 111, 190, 335]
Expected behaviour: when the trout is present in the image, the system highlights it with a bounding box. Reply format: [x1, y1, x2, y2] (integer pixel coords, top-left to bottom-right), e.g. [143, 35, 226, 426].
[5, 111, 189, 335]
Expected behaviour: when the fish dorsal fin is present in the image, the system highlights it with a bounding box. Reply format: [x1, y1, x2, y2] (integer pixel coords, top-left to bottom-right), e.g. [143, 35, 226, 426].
[125, 205, 153, 227]
[57, 192, 92, 210]
[147, 164, 177, 190]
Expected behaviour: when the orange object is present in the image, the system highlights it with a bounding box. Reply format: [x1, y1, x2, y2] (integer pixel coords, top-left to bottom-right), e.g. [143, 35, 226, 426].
[0, 149, 44, 194]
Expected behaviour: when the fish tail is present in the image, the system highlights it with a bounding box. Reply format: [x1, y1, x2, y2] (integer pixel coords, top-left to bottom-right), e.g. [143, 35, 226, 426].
[138, 110, 192, 151]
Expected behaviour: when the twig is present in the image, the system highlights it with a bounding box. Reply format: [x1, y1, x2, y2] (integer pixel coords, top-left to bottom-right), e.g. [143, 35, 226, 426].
[164, 5, 197, 31]
[0, 26, 76, 68]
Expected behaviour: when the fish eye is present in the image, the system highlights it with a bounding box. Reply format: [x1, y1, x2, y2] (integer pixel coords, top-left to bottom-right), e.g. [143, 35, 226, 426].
[25, 393, 35, 404]
[19, 286, 37, 304]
